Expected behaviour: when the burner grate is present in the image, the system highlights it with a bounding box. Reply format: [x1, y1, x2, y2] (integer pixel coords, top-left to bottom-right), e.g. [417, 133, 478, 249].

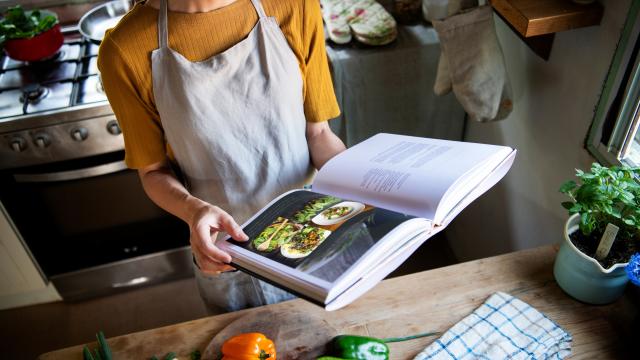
[0, 62, 78, 90]
[0, 29, 106, 118]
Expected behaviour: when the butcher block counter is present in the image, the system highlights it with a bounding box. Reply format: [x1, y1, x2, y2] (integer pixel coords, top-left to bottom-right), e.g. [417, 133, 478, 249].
[39, 245, 637, 359]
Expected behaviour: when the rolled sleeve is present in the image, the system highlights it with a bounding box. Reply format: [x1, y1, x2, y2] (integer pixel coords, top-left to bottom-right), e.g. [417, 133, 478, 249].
[98, 34, 168, 169]
[302, 0, 340, 123]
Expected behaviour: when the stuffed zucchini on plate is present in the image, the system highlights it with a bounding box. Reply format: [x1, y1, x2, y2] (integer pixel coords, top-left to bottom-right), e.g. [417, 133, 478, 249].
[281, 226, 331, 259]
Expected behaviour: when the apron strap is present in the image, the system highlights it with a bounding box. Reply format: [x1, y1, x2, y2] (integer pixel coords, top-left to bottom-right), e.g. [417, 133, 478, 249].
[250, 0, 267, 19]
[158, 0, 169, 48]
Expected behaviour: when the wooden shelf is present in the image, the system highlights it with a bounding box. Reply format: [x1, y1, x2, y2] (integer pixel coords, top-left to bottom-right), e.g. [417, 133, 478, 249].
[490, 0, 604, 37]
[489, 0, 604, 60]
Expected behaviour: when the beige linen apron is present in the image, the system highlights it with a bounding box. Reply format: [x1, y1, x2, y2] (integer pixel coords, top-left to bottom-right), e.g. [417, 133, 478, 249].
[151, 0, 314, 312]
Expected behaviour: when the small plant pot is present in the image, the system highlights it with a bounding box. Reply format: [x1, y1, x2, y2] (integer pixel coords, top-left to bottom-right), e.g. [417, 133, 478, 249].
[554, 214, 629, 304]
[3, 23, 63, 62]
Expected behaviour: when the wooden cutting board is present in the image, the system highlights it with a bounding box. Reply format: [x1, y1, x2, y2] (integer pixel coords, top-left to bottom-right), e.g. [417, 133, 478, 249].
[203, 308, 338, 360]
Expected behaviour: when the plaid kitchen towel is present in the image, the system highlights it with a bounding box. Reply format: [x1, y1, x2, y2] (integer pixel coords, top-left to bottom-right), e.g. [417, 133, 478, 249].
[414, 292, 572, 360]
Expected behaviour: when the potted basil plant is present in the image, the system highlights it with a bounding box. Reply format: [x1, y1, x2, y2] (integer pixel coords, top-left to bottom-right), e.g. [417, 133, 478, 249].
[0, 5, 63, 62]
[554, 163, 640, 304]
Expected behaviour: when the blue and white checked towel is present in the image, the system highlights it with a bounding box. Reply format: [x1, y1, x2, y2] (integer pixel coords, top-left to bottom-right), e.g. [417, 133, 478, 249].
[414, 292, 572, 360]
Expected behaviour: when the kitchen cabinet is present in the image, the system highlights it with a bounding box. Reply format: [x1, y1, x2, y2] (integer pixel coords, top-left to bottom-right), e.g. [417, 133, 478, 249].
[0, 202, 61, 310]
[39, 245, 636, 359]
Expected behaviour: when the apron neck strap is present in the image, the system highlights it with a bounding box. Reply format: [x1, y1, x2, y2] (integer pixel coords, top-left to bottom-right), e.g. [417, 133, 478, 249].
[250, 0, 267, 19]
[158, 0, 169, 48]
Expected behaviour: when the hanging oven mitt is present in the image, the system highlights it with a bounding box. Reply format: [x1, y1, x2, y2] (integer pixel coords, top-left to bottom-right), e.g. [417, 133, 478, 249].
[433, 5, 513, 122]
[321, 0, 398, 45]
[432, 0, 478, 95]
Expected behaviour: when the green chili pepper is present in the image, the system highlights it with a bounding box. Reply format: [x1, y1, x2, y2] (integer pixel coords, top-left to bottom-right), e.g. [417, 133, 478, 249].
[321, 331, 440, 360]
[328, 335, 390, 360]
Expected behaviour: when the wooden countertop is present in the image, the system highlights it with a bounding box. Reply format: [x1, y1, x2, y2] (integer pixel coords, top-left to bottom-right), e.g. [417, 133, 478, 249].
[40, 245, 636, 359]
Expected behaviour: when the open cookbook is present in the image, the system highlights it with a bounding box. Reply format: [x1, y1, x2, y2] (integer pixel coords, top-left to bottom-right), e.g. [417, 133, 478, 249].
[220, 133, 517, 311]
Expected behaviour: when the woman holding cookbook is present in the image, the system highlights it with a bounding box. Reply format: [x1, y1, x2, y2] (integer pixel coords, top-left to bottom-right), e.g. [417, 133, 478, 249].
[98, 0, 345, 312]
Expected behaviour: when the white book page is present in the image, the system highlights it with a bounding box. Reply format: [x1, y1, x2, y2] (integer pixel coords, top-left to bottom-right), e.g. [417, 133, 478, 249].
[439, 150, 517, 225]
[326, 217, 431, 301]
[325, 226, 443, 311]
[314, 133, 513, 221]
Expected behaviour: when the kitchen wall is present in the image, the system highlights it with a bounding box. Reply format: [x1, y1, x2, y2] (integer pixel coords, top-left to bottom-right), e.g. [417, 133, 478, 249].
[445, 0, 630, 261]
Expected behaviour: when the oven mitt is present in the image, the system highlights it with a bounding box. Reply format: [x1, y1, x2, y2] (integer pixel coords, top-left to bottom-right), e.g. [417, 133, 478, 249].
[320, 0, 397, 45]
[433, 5, 513, 122]
[433, 0, 478, 96]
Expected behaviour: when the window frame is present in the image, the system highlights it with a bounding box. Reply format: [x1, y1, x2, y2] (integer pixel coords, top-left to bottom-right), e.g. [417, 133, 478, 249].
[587, 0, 640, 166]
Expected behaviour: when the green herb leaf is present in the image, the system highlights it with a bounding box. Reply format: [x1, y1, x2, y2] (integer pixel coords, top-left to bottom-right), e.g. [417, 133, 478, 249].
[559, 180, 577, 193]
[569, 203, 582, 213]
[0, 5, 58, 41]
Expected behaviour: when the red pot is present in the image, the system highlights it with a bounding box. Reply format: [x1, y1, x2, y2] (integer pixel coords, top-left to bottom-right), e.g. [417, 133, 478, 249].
[4, 24, 64, 62]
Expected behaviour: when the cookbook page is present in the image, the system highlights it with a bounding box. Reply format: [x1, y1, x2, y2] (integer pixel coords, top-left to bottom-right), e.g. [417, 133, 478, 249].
[313, 133, 511, 220]
[224, 190, 416, 288]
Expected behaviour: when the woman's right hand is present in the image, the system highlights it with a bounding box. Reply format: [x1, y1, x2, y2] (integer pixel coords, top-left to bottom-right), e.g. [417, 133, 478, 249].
[188, 202, 249, 275]
[136, 162, 249, 274]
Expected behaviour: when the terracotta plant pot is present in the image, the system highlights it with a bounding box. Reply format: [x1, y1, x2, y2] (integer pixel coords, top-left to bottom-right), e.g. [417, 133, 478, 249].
[3, 23, 63, 62]
[553, 213, 629, 304]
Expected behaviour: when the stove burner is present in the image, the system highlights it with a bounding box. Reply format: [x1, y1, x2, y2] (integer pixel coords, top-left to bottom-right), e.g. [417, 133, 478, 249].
[20, 84, 50, 104]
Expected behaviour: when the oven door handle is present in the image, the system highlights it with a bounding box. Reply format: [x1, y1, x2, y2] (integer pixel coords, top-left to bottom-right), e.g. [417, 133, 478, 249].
[111, 276, 151, 289]
[13, 160, 128, 183]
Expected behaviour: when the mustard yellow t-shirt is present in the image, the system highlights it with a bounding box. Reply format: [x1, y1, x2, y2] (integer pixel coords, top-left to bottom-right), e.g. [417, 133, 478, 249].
[98, 0, 340, 169]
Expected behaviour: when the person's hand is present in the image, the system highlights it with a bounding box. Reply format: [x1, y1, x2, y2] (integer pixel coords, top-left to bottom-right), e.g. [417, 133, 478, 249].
[188, 203, 249, 275]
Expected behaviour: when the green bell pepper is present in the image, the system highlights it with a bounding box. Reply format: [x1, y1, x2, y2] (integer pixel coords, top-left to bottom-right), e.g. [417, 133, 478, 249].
[327, 335, 390, 360]
[319, 330, 441, 360]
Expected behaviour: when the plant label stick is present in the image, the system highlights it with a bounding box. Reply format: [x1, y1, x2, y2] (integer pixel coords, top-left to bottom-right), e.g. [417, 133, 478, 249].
[595, 223, 619, 260]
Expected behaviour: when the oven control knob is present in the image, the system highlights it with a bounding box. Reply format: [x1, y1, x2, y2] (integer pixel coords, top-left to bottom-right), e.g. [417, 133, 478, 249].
[9, 137, 27, 152]
[33, 132, 51, 148]
[106, 120, 122, 135]
[71, 127, 89, 142]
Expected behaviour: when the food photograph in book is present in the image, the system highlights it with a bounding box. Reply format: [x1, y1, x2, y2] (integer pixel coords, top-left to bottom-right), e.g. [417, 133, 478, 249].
[228, 190, 414, 283]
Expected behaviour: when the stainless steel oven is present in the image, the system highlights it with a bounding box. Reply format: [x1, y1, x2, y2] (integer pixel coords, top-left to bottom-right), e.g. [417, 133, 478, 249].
[0, 149, 191, 300]
[0, 26, 192, 301]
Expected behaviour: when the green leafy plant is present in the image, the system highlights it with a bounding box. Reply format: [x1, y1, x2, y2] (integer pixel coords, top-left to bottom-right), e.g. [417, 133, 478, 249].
[560, 162, 640, 241]
[0, 5, 58, 45]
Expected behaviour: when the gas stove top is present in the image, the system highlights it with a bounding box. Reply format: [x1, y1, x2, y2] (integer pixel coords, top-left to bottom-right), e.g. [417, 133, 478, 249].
[0, 27, 106, 119]
[0, 27, 122, 171]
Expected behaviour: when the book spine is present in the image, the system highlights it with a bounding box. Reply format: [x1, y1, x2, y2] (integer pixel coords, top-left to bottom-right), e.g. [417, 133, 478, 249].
[229, 261, 326, 308]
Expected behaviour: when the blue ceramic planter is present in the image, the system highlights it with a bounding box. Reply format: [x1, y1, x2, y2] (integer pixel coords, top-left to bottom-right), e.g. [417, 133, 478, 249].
[553, 214, 629, 305]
